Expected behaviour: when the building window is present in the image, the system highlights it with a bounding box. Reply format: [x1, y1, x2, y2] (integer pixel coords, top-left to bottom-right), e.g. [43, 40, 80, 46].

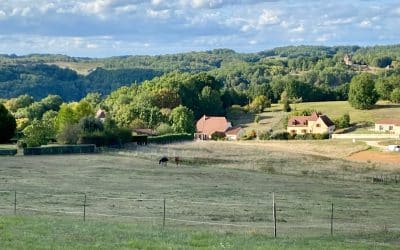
[301, 129, 307, 133]
[316, 124, 321, 127]
[389, 126, 393, 130]
[379, 125, 383, 131]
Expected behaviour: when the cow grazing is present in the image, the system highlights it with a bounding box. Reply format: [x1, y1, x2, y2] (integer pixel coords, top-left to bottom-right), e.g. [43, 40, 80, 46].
[159, 156, 168, 167]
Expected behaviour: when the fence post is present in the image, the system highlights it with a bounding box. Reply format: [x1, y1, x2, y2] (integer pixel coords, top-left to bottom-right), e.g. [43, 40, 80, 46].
[273, 192, 277, 238]
[83, 193, 87, 222]
[330, 203, 334, 236]
[14, 190, 17, 215]
[163, 198, 166, 230]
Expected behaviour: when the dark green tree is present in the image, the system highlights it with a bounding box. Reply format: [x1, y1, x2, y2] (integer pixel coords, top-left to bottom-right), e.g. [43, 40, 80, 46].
[0, 104, 16, 143]
[348, 73, 378, 109]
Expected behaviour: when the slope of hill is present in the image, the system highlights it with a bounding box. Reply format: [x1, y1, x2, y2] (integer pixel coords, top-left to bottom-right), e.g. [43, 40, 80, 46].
[0, 44, 399, 101]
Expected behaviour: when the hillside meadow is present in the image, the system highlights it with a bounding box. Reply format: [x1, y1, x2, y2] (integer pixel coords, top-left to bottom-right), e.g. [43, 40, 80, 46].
[0, 141, 400, 248]
[230, 101, 400, 134]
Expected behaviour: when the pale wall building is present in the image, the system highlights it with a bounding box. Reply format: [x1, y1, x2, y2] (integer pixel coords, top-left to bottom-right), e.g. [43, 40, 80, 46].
[287, 112, 335, 135]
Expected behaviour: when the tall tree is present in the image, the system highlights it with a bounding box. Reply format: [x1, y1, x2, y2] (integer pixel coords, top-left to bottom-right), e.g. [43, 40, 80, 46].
[0, 104, 16, 143]
[348, 73, 378, 109]
[170, 105, 195, 134]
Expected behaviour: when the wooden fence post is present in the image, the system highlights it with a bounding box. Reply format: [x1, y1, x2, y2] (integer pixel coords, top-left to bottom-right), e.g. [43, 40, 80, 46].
[83, 194, 87, 222]
[14, 190, 16, 215]
[273, 192, 277, 238]
[163, 198, 166, 230]
[330, 203, 334, 236]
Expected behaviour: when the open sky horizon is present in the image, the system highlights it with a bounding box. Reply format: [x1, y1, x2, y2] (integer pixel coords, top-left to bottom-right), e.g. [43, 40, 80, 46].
[1, 0, 400, 58]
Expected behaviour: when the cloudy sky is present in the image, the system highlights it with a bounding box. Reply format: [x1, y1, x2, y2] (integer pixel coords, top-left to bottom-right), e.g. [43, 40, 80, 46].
[0, 0, 399, 57]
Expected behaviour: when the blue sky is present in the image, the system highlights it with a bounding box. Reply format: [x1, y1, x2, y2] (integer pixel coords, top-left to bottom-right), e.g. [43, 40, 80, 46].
[0, 0, 399, 57]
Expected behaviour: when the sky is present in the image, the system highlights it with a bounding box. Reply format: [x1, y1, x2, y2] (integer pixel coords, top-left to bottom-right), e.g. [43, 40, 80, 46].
[0, 0, 399, 57]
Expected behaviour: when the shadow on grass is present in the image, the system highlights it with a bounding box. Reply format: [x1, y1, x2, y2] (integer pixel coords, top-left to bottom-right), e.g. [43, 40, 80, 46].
[373, 104, 400, 110]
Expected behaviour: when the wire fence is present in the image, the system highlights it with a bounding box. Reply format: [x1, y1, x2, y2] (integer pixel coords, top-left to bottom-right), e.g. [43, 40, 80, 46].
[0, 190, 399, 237]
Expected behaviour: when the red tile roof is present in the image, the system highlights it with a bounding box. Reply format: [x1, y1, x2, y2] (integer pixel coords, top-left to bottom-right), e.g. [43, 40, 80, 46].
[376, 119, 400, 126]
[288, 112, 334, 127]
[196, 115, 230, 136]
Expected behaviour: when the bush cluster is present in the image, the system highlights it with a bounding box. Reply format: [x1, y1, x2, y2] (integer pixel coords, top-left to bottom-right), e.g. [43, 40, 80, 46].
[148, 133, 193, 144]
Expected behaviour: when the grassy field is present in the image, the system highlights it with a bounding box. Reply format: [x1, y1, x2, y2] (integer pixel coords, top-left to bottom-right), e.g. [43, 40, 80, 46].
[229, 101, 400, 135]
[0, 141, 400, 248]
[291, 101, 400, 124]
[1, 216, 398, 249]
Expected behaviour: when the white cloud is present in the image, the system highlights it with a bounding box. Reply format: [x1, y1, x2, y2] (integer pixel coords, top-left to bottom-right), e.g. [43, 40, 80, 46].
[258, 9, 279, 26]
[86, 43, 99, 49]
[359, 20, 372, 28]
[322, 17, 355, 26]
[115, 5, 137, 14]
[181, 0, 224, 9]
[316, 33, 336, 42]
[0, 10, 6, 19]
[147, 9, 170, 19]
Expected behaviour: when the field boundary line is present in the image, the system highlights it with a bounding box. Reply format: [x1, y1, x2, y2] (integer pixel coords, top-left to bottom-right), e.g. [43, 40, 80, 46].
[18, 207, 82, 215]
[168, 199, 269, 207]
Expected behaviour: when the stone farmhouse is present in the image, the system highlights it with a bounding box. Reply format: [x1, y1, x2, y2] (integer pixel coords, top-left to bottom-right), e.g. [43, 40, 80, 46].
[375, 119, 400, 134]
[194, 115, 243, 140]
[287, 112, 335, 135]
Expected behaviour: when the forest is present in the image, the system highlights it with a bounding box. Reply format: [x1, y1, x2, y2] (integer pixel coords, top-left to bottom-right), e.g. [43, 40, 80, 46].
[1, 44, 400, 147]
[1, 45, 400, 102]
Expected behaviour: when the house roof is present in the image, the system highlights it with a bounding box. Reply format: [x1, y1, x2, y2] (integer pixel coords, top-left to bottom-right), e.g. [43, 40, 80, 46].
[288, 112, 334, 127]
[376, 119, 400, 126]
[319, 115, 335, 127]
[225, 126, 242, 135]
[196, 115, 230, 135]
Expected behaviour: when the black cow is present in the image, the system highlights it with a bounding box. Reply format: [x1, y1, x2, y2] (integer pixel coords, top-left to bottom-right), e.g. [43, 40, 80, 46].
[159, 156, 168, 167]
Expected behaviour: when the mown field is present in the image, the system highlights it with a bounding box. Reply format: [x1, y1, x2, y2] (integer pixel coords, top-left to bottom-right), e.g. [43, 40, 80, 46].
[0, 141, 400, 248]
[292, 101, 400, 124]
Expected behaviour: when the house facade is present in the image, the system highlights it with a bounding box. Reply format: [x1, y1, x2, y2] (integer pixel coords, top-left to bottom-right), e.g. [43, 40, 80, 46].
[287, 112, 335, 135]
[375, 119, 400, 134]
[195, 115, 242, 140]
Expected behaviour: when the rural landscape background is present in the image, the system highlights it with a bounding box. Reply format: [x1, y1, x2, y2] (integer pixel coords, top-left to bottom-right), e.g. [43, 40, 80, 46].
[1, 0, 400, 249]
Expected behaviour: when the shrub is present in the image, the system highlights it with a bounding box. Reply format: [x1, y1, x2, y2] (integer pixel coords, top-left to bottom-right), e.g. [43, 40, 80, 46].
[211, 131, 226, 140]
[390, 88, 400, 103]
[240, 130, 257, 140]
[23, 119, 53, 147]
[283, 100, 292, 112]
[57, 123, 81, 145]
[148, 133, 193, 144]
[155, 123, 174, 135]
[270, 131, 291, 140]
[334, 113, 351, 129]
[260, 166, 276, 174]
[79, 116, 103, 133]
[129, 118, 147, 130]
[313, 133, 329, 140]
[258, 130, 272, 140]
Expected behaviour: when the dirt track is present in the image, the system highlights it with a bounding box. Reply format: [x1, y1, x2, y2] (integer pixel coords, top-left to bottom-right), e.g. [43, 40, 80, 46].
[347, 150, 400, 166]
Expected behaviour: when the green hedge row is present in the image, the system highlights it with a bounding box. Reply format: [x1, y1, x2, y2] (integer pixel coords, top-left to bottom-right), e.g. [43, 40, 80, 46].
[23, 144, 96, 155]
[79, 129, 132, 147]
[0, 149, 17, 156]
[148, 133, 193, 144]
